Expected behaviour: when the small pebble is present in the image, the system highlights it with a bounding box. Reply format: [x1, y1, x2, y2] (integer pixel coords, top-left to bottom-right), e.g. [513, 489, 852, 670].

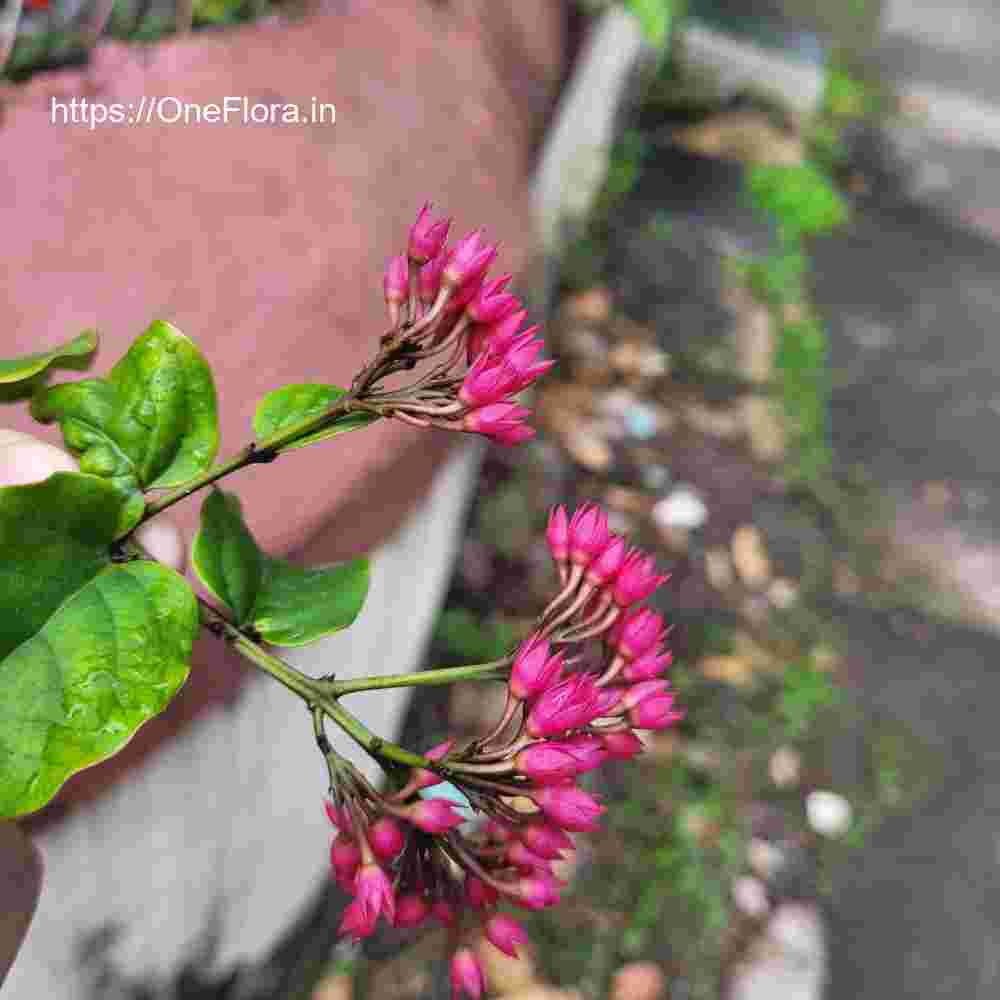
[564, 286, 612, 324]
[731, 524, 771, 588]
[564, 426, 612, 472]
[806, 790, 853, 837]
[610, 962, 666, 1000]
[699, 655, 754, 688]
[747, 837, 785, 880]
[704, 546, 735, 591]
[312, 975, 352, 1000]
[652, 484, 708, 531]
[732, 876, 770, 918]
[768, 746, 802, 788]
[641, 464, 671, 492]
[623, 401, 660, 440]
[767, 577, 799, 609]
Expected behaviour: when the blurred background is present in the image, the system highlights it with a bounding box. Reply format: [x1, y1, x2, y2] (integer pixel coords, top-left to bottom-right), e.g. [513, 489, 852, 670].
[5, 1, 1000, 999]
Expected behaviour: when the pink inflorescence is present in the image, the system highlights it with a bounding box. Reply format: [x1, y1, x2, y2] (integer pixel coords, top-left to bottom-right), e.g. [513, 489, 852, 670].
[325, 497, 681, 999]
[372, 203, 554, 446]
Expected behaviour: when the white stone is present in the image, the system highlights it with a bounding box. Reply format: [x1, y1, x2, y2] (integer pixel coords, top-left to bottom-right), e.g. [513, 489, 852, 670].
[806, 789, 853, 838]
[732, 876, 770, 918]
[769, 746, 802, 789]
[652, 485, 707, 531]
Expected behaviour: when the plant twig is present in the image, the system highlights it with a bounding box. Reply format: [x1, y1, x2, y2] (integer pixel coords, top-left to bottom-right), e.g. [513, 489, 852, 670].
[328, 659, 510, 697]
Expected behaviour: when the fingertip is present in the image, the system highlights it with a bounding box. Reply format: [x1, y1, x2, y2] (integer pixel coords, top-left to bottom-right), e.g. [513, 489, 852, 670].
[0, 431, 76, 487]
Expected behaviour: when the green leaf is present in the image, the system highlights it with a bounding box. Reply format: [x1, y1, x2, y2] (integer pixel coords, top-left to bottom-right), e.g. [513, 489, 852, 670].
[31, 321, 219, 532]
[0, 472, 129, 661]
[252, 556, 369, 646]
[253, 384, 377, 452]
[0, 331, 98, 386]
[0, 562, 197, 818]
[622, 0, 676, 49]
[746, 164, 849, 238]
[191, 490, 262, 626]
[192, 489, 369, 645]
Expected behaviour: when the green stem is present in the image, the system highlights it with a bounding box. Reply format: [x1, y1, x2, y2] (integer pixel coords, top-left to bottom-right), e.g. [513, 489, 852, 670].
[328, 659, 510, 697]
[198, 599, 322, 703]
[138, 393, 362, 525]
[321, 699, 435, 773]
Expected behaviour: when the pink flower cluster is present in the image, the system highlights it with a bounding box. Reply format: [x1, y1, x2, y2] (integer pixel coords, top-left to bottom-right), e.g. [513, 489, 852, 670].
[371, 204, 553, 445]
[326, 502, 681, 998]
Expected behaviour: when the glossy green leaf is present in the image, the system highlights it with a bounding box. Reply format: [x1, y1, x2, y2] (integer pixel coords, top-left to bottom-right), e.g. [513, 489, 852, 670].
[252, 556, 370, 646]
[31, 321, 219, 531]
[0, 331, 98, 385]
[622, 0, 676, 49]
[0, 562, 197, 818]
[253, 384, 377, 452]
[192, 489, 369, 645]
[191, 490, 262, 627]
[0, 472, 129, 661]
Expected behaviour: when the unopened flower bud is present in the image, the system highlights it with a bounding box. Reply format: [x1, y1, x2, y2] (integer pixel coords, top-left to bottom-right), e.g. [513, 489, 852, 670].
[408, 202, 450, 263]
[369, 816, 406, 862]
[532, 785, 605, 832]
[519, 820, 573, 860]
[406, 799, 466, 834]
[338, 863, 395, 940]
[610, 607, 666, 660]
[515, 743, 580, 784]
[526, 674, 599, 738]
[507, 840, 554, 873]
[601, 730, 646, 760]
[546, 505, 570, 567]
[485, 914, 530, 958]
[622, 648, 673, 682]
[561, 733, 608, 773]
[613, 550, 669, 607]
[568, 504, 611, 566]
[586, 535, 627, 586]
[450, 947, 486, 999]
[508, 872, 562, 910]
[393, 893, 430, 929]
[510, 635, 563, 702]
[432, 899, 458, 927]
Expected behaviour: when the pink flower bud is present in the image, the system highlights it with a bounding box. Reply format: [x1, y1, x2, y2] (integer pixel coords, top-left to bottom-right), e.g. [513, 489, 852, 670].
[509, 872, 562, 910]
[622, 679, 672, 711]
[561, 734, 608, 773]
[444, 230, 489, 287]
[407, 799, 465, 834]
[526, 674, 600, 738]
[532, 785, 605, 832]
[586, 536, 628, 586]
[484, 310, 530, 354]
[622, 648, 673, 682]
[628, 690, 683, 731]
[432, 899, 458, 927]
[450, 947, 485, 999]
[392, 893, 430, 929]
[383, 254, 409, 305]
[323, 800, 351, 832]
[590, 686, 623, 718]
[515, 743, 580, 784]
[338, 863, 395, 940]
[419, 248, 449, 303]
[510, 635, 563, 702]
[467, 276, 520, 324]
[485, 914, 530, 958]
[601, 730, 646, 760]
[507, 840, 553, 873]
[519, 820, 573, 860]
[463, 402, 534, 445]
[465, 875, 499, 909]
[611, 607, 666, 660]
[369, 816, 406, 863]
[408, 203, 450, 263]
[330, 835, 361, 886]
[613, 550, 669, 607]
[546, 505, 570, 566]
[568, 504, 611, 566]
